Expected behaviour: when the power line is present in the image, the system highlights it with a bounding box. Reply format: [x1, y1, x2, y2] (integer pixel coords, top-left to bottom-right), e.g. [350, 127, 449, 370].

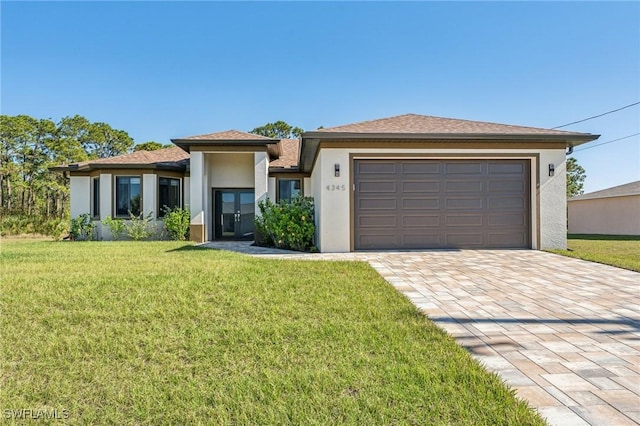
[573, 133, 640, 152]
[552, 102, 640, 129]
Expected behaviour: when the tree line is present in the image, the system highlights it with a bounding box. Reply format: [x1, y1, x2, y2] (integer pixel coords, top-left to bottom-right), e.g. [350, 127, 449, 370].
[0, 114, 135, 221]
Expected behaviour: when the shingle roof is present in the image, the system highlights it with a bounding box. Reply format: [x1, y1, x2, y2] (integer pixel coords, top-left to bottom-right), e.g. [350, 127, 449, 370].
[569, 181, 640, 201]
[312, 113, 592, 136]
[52, 147, 190, 171]
[269, 139, 300, 169]
[176, 129, 276, 141]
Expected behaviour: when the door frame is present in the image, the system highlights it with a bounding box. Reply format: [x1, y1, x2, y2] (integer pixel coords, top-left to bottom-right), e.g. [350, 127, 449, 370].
[350, 155, 536, 251]
[212, 188, 255, 240]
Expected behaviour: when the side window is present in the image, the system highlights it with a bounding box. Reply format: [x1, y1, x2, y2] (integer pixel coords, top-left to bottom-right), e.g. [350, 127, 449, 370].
[115, 176, 141, 217]
[92, 177, 100, 219]
[278, 179, 301, 203]
[158, 177, 181, 217]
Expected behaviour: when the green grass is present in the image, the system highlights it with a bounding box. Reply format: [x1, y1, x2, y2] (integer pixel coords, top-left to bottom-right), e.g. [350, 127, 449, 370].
[1, 240, 545, 425]
[548, 234, 640, 272]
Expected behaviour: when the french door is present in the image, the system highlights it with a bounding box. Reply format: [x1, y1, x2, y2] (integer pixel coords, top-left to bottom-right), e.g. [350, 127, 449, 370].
[213, 189, 255, 240]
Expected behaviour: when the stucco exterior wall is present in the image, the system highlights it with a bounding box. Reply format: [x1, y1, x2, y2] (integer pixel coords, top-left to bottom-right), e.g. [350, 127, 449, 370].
[569, 195, 640, 235]
[143, 174, 157, 217]
[310, 154, 324, 250]
[70, 176, 90, 219]
[312, 147, 567, 252]
[208, 153, 254, 189]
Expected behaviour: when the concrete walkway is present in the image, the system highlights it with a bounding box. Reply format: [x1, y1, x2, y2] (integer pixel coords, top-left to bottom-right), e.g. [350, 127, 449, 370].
[202, 242, 640, 425]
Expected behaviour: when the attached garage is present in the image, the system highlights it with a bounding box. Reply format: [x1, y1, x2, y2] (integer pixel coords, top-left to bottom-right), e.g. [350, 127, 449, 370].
[354, 159, 531, 250]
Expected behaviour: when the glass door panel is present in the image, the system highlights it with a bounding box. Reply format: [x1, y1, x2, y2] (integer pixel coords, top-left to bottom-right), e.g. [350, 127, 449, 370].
[239, 191, 255, 238]
[220, 192, 236, 237]
[214, 189, 255, 240]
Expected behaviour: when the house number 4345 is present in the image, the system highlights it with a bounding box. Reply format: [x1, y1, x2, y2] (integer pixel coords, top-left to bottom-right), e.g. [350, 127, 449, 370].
[326, 184, 346, 191]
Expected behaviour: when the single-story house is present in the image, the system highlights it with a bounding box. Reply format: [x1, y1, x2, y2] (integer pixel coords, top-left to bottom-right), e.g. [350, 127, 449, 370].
[568, 181, 640, 235]
[53, 113, 599, 251]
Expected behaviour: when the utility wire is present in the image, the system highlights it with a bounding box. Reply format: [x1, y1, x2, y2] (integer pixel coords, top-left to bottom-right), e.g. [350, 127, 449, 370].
[552, 102, 640, 129]
[573, 133, 640, 152]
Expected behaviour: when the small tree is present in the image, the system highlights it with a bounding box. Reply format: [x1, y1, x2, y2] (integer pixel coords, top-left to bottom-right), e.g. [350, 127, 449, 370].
[566, 157, 586, 197]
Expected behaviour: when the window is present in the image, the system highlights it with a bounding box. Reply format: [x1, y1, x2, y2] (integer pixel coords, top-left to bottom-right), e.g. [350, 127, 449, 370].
[91, 177, 100, 218]
[115, 176, 141, 217]
[278, 179, 301, 203]
[158, 177, 181, 217]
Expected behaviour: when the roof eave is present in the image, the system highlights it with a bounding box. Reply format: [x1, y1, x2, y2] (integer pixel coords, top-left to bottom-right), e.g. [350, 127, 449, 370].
[301, 132, 599, 144]
[171, 138, 280, 152]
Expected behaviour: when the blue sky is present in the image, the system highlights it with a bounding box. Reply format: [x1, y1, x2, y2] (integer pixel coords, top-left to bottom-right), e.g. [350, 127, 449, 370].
[2, 1, 638, 193]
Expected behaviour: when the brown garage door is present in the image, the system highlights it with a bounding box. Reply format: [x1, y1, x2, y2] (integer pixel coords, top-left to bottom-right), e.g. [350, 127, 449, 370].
[354, 159, 530, 249]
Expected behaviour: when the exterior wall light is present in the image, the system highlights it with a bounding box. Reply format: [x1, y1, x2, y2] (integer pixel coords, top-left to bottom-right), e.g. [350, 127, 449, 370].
[335, 163, 340, 177]
[549, 164, 555, 177]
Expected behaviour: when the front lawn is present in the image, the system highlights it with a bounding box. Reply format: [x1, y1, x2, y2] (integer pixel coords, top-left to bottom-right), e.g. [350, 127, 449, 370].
[548, 234, 640, 272]
[1, 240, 545, 425]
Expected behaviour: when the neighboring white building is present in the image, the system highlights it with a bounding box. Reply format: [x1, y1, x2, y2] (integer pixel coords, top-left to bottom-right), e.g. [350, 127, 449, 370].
[54, 113, 599, 251]
[568, 181, 640, 236]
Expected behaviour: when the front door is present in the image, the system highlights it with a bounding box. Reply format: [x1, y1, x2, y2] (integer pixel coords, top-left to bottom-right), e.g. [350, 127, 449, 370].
[214, 189, 255, 240]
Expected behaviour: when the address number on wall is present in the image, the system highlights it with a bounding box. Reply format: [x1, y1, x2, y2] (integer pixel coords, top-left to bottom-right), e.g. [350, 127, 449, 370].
[326, 184, 346, 191]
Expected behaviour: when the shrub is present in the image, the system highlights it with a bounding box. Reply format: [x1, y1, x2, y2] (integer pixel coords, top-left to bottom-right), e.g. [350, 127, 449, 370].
[124, 211, 155, 241]
[254, 196, 315, 252]
[163, 207, 190, 241]
[69, 213, 96, 241]
[0, 215, 67, 239]
[101, 216, 126, 240]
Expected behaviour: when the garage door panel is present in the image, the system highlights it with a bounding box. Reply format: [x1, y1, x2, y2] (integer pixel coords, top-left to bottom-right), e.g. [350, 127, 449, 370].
[358, 162, 396, 174]
[402, 198, 440, 209]
[488, 232, 527, 246]
[445, 162, 483, 175]
[358, 181, 396, 193]
[354, 159, 530, 250]
[488, 162, 525, 174]
[402, 162, 440, 174]
[358, 234, 397, 249]
[445, 214, 483, 226]
[358, 215, 397, 228]
[488, 213, 526, 227]
[446, 198, 483, 210]
[402, 234, 442, 246]
[358, 198, 396, 210]
[402, 181, 440, 193]
[445, 180, 483, 192]
[488, 196, 525, 209]
[402, 215, 440, 227]
[446, 233, 484, 246]
[488, 179, 525, 192]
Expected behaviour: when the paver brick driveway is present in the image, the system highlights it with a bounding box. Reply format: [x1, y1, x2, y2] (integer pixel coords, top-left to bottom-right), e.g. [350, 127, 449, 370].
[205, 243, 640, 426]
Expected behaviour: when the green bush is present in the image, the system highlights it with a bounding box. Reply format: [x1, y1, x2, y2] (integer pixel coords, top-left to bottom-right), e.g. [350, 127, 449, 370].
[69, 213, 96, 241]
[0, 215, 68, 239]
[163, 207, 190, 241]
[254, 196, 315, 252]
[101, 216, 126, 240]
[124, 211, 155, 241]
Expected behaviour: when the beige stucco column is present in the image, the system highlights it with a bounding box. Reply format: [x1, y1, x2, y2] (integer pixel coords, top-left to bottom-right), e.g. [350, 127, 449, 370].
[254, 151, 269, 216]
[189, 151, 205, 242]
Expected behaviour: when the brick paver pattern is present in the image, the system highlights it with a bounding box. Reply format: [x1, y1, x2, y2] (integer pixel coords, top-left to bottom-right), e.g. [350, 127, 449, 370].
[203, 242, 640, 426]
